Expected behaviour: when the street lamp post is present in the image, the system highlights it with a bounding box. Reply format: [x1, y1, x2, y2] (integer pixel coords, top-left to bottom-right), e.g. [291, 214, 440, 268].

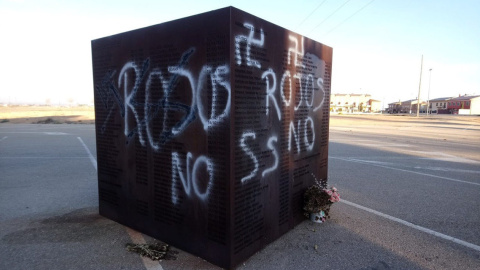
[416, 55, 423, 117]
[427, 68, 432, 115]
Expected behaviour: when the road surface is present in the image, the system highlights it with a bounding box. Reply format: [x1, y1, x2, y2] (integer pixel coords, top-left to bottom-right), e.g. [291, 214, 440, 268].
[1, 115, 479, 269]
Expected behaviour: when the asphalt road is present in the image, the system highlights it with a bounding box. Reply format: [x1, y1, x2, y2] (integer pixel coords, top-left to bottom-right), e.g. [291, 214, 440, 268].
[1, 115, 479, 269]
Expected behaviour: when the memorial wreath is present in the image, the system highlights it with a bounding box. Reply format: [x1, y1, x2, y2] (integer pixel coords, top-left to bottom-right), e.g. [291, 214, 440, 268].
[303, 174, 340, 223]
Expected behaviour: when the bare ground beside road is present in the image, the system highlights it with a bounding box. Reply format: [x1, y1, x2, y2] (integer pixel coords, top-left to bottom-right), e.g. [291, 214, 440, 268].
[0, 106, 95, 124]
[330, 113, 480, 127]
[2, 106, 478, 127]
[330, 114, 480, 144]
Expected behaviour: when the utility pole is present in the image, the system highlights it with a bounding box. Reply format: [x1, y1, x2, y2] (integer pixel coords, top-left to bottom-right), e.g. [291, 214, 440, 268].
[417, 55, 423, 117]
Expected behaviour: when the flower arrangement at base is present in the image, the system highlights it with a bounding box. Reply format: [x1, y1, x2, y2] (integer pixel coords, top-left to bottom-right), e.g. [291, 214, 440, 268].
[303, 174, 340, 223]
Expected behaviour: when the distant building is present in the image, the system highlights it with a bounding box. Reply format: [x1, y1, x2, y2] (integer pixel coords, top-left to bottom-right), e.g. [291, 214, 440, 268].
[447, 95, 480, 115]
[389, 95, 480, 115]
[330, 94, 381, 113]
[428, 97, 450, 114]
[370, 99, 382, 112]
[387, 101, 402, 113]
[471, 96, 480, 115]
[387, 99, 427, 114]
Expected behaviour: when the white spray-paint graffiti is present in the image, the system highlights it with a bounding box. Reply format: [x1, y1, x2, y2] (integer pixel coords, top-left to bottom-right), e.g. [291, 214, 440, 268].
[261, 136, 279, 177]
[96, 48, 231, 149]
[262, 68, 282, 120]
[118, 61, 147, 146]
[171, 152, 214, 205]
[285, 116, 318, 154]
[196, 65, 231, 130]
[235, 23, 265, 68]
[238, 34, 327, 184]
[240, 131, 259, 184]
[313, 78, 326, 112]
[288, 35, 305, 68]
[95, 48, 229, 204]
[95, 22, 328, 202]
[288, 121, 300, 153]
[280, 70, 293, 107]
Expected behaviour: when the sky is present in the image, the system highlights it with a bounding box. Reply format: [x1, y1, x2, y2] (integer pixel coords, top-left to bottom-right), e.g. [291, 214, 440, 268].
[0, 0, 479, 107]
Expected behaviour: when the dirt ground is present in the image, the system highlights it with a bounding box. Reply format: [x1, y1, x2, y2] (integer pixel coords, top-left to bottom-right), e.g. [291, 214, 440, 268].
[0, 106, 95, 124]
[329, 113, 480, 145]
[0, 106, 478, 126]
[330, 113, 480, 127]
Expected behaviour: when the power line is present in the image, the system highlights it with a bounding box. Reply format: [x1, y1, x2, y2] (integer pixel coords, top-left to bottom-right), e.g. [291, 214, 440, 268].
[325, 0, 375, 36]
[296, 0, 328, 30]
[308, 0, 352, 34]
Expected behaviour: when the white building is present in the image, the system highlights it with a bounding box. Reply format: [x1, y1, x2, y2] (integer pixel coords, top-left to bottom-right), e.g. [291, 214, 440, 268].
[330, 94, 381, 113]
[428, 97, 449, 114]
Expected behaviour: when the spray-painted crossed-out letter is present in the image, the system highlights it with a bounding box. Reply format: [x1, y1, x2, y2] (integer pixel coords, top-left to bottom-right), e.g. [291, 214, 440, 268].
[235, 23, 265, 68]
[144, 68, 168, 151]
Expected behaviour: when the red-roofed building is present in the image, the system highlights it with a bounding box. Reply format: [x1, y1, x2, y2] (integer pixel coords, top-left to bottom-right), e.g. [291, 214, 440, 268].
[447, 95, 480, 114]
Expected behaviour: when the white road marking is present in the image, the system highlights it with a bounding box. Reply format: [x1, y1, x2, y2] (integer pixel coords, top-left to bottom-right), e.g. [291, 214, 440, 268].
[44, 132, 69, 135]
[331, 140, 480, 165]
[77, 137, 97, 171]
[329, 138, 412, 148]
[0, 136, 7, 142]
[357, 143, 412, 148]
[341, 159, 395, 166]
[410, 151, 480, 165]
[330, 139, 373, 142]
[413, 166, 480, 174]
[341, 199, 480, 252]
[332, 156, 480, 186]
[77, 136, 163, 270]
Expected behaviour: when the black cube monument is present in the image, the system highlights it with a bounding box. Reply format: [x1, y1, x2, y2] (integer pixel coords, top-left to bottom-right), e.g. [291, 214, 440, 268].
[91, 6, 332, 269]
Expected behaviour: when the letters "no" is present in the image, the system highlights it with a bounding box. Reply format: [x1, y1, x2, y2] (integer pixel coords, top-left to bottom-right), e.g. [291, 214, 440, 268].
[171, 152, 214, 204]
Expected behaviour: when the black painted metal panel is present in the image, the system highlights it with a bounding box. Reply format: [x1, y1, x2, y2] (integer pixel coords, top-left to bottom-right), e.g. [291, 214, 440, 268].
[91, 6, 332, 269]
